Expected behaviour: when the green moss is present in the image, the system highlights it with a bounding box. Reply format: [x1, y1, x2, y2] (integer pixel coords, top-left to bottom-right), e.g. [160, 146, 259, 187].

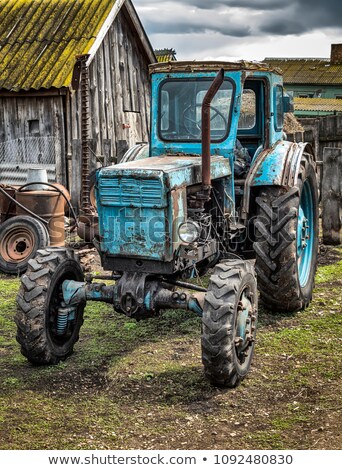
[252, 431, 286, 450]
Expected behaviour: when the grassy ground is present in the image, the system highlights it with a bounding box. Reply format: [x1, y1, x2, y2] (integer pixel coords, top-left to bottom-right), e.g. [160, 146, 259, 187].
[0, 246, 341, 450]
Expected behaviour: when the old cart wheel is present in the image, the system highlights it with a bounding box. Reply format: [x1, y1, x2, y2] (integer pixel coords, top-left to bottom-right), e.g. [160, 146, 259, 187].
[201, 260, 258, 388]
[254, 153, 318, 312]
[15, 248, 85, 365]
[0, 215, 49, 275]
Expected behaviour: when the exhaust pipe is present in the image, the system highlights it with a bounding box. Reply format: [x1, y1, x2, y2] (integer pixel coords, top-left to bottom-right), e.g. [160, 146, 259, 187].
[201, 68, 225, 196]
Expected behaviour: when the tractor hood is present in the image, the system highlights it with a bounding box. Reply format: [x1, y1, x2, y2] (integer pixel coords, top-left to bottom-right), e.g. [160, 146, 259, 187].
[96, 155, 231, 263]
[99, 155, 231, 191]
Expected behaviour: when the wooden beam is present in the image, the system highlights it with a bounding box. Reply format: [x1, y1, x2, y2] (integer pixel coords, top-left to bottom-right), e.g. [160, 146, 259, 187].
[0, 88, 68, 98]
[123, 0, 156, 65]
[322, 147, 342, 245]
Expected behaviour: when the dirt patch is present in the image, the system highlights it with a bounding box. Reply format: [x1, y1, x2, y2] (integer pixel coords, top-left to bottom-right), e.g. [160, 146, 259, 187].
[318, 244, 341, 266]
[29, 368, 109, 395]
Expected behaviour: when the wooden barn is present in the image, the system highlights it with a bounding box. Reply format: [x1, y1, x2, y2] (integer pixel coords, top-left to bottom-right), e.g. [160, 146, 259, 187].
[0, 0, 155, 206]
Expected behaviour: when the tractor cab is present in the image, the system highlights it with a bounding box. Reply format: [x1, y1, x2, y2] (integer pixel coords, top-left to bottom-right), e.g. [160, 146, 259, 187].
[149, 61, 287, 177]
[148, 61, 291, 219]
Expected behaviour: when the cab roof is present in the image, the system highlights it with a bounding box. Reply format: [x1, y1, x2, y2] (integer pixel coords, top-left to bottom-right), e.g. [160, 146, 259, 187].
[149, 60, 282, 76]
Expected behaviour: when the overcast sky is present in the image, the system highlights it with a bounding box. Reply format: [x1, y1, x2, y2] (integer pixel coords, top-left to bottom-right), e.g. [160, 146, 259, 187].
[134, 0, 342, 61]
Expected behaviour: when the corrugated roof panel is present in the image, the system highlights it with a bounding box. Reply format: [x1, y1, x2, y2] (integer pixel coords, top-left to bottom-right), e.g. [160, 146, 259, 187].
[0, 0, 118, 91]
[265, 58, 342, 85]
[157, 55, 175, 63]
[155, 48, 177, 63]
[1, 1, 34, 44]
[30, 38, 93, 90]
[294, 97, 342, 112]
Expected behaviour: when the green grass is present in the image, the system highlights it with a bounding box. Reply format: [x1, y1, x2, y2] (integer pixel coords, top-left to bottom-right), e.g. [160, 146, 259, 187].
[0, 247, 341, 450]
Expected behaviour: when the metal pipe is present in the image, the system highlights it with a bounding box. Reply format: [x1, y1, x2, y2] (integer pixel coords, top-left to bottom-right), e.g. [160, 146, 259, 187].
[201, 68, 225, 193]
[161, 278, 207, 293]
[0, 186, 48, 225]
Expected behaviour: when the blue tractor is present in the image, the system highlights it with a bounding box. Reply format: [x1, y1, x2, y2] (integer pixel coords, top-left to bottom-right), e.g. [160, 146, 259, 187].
[15, 61, 318, 388]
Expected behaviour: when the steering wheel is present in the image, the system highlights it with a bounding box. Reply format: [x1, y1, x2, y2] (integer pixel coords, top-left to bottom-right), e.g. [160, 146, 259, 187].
[182, 104, 228, 138]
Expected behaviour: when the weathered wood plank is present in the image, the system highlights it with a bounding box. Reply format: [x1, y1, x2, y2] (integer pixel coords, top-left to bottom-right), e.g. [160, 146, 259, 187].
[3, 97, 19, 141]
[103, 139, 112, 166]
[102, 34, 115, 157]
[0, 99, 5, 142]
[53, 96, 66, 185]
[97, 44, 108, 154]
[113, 16, 129, 146]
[71, 139, 81, 211]
[322, 147, 342, 245]
[107, 24, 119, 157]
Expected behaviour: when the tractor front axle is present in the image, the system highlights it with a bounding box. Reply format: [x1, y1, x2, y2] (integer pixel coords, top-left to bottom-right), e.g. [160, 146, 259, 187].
[61, 276, 204, 321]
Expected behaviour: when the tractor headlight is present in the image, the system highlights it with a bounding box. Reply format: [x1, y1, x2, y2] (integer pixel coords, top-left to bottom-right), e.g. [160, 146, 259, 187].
[178, 221, 201, 244]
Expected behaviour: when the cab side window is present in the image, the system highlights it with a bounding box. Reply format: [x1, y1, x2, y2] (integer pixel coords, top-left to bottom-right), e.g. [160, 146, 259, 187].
[238, 89, 256, 130]
[275, 85, 284, 130]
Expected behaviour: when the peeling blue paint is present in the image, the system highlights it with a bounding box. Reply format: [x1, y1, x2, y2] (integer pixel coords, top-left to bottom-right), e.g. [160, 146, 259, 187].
[97, 156, 231, 261]
[249, 140, 309, 187]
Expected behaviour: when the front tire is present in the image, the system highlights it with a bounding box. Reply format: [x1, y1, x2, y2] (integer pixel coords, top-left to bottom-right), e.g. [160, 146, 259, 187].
[15, 248, 85, 365]
[201, 260, 258, 388]
[254, 153, 318, 312]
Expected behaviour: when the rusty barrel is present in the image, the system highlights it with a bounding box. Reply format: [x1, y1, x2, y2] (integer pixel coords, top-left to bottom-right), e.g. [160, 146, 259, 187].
[16, 190, 65, 246]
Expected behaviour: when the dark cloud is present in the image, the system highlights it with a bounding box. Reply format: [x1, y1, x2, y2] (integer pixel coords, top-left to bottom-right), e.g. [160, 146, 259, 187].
[260, 19, 305, 36]
[142, 18, 251, 37]
[135, 0, 342, 37]
[259, 0, 342, 35]
[178, 0, 285, 10]
[136, 0, 285, 10]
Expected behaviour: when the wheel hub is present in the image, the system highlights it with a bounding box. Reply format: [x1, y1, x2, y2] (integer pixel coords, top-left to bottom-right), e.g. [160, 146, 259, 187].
[0, 228, 34, 262]
[297, 207, 309, 257]
[235, 291, 256, 358]
[297, 180, 315, 288]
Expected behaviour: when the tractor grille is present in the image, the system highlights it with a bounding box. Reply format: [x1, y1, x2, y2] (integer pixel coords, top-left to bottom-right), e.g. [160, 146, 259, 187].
[99, 176, 165, 208]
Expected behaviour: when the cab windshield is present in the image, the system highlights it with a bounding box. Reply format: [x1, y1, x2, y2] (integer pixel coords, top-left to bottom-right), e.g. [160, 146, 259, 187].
[159, 79, 234, 142]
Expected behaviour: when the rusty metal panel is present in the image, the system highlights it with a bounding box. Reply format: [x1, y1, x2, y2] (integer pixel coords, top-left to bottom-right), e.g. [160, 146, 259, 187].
[149, 61, 282, 76]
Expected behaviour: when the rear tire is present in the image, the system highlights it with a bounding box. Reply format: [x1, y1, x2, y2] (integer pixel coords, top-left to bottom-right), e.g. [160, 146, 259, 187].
[0, 215, 49, 275]
[254, 153, 318, 312]
[201, 260, 258, 388]
[15, 248, 85, 365]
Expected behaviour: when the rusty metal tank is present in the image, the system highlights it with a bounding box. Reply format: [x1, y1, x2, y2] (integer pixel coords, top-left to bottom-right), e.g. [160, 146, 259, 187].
[16, 189, 65, 246]
[52, 183, 71, 213]
[0, 186, 17, 223]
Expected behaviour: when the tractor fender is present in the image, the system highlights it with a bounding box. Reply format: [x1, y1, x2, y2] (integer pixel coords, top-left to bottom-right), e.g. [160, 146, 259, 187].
[241, 140, 315, 218]
[248, 140, 315, 188]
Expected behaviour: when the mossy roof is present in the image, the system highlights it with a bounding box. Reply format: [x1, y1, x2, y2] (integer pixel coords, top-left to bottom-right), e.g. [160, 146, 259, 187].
[155, 49, 177, 63]
[265, 58, 342, 85]
[294, 97, 342, 112]
[0, 0, 119, 91]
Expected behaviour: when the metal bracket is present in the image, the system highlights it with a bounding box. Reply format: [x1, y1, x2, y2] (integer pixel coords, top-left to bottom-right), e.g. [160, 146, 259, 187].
[115, 273, 149, 316]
